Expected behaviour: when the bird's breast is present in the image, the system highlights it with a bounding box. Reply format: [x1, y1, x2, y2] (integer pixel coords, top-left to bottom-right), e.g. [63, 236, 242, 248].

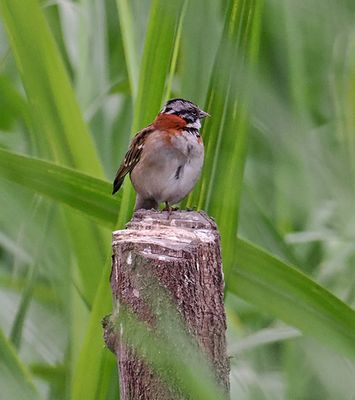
[169, 130, 204, 159]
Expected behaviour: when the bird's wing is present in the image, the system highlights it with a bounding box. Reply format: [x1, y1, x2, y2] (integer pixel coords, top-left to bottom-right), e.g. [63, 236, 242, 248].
[112, 127, 153, 194]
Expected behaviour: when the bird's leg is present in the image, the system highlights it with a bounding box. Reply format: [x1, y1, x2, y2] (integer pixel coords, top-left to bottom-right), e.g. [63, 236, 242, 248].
[162, 202, 175, 219]
[163, 201, 170, 217]
[162, 202, 180, 220]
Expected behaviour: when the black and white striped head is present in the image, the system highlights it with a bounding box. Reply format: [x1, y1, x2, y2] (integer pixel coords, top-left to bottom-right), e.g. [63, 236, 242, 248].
[160, 98, 209, 129]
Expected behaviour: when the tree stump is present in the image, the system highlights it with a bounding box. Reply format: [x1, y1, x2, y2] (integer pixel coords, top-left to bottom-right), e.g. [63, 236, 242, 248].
[105, 210, 229, 399]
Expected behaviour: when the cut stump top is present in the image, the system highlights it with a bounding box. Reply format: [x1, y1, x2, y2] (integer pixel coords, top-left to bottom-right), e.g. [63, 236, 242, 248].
[112, 210, 220, 254]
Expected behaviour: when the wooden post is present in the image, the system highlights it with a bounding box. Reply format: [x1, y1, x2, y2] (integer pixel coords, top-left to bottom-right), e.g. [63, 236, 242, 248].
[105, 210, 229, 399]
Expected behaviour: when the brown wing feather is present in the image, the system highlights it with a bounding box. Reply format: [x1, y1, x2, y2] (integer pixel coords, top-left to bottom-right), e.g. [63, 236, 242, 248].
[112, 127, 153, 194]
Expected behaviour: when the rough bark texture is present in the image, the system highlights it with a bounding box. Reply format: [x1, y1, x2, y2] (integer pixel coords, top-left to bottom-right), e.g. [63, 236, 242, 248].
[108, 210, 229, 399]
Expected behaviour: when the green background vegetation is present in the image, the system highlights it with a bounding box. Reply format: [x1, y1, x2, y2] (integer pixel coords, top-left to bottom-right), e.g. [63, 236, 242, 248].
[0, 0, 354, 398]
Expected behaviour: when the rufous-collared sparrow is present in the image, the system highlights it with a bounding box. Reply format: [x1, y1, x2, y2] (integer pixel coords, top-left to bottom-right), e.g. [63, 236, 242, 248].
[112, 98, 209, 210]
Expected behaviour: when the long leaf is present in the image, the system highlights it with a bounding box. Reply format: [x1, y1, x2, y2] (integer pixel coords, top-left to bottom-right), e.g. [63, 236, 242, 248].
[115, 0, 139, 98]
[229, 238, 355, 360]
[9, 199, 52, 349]
[0, 0, 103, 174]
[132, 0, 187, 132]
[0, 148, 118, 229]
[187, 0, 263, 282]
[71, 259, 116, 400]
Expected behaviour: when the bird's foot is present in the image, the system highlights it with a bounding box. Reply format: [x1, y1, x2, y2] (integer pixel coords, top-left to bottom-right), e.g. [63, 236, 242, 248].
[162, 206, 179, 212]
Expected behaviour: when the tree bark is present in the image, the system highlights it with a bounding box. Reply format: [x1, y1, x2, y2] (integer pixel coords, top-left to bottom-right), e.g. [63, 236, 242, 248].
[105, 210, 229, 399]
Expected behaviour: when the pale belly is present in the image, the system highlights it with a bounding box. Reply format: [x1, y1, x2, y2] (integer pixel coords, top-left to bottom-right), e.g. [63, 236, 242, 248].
[131, 131, 204, 205]
[159, 152, 204, 204]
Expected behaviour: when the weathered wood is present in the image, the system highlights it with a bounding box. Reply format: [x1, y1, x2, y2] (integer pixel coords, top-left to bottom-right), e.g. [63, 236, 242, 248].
[107, 210, 229, 399]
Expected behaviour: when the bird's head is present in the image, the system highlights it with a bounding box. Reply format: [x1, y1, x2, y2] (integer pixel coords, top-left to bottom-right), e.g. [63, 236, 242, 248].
[160, 98, 209, 129]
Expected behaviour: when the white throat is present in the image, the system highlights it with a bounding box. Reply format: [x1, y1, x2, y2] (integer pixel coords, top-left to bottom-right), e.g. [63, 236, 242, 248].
[186, 119, 201, 130]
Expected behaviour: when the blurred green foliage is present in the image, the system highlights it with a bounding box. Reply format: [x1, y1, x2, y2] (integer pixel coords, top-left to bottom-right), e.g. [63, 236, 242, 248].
[0, 0, 355, 399]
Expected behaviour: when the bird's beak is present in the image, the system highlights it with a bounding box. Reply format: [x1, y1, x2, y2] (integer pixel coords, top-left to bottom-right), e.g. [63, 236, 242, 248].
[198, 109, 210, 119]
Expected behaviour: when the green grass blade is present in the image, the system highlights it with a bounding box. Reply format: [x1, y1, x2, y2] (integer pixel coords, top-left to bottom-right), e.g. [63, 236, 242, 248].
[230, 326, 301, 355]
[229, 238, 355, 360]
[115, 0, 139, 98]
[71, 259, 115, 400]
[179, 0, 223, 105]
[187, 0, 263, 282]
[0, 0, 103, 175]
[164, 0, 188, 101]
[333, 29, 355, 185]
[114, 299, 228, 399]
[0, 329, 41, 400]
[132, 0, 187, 132]
[282, 0, 310, 119]
[9, 198, 56, 351]
[74, 0, 109, 112]
[0, 148, 118, 228]
[239, 187, 299, 264]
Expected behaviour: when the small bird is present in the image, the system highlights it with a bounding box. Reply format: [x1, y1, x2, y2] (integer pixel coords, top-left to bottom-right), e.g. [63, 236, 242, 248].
[112, 98, 209, 211]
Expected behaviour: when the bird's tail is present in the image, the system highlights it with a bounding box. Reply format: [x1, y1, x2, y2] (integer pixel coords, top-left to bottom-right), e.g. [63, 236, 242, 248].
[112, 176, 124, 195]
